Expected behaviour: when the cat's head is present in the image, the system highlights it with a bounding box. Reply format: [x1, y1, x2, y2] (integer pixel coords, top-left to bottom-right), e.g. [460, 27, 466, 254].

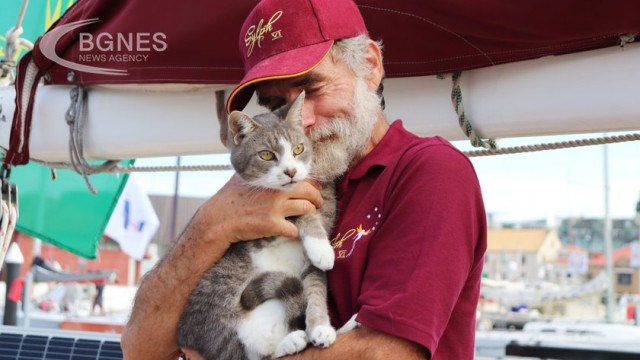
[227, 92, 313, 190]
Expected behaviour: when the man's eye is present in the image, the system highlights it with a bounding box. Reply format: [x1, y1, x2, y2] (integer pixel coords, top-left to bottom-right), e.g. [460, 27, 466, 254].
[305, 87, 319, 94]
[259, 151, 276, 161]
[293, 143, 304, 156]
[257, 96, 285, 111]
[267, 99, 286, 111]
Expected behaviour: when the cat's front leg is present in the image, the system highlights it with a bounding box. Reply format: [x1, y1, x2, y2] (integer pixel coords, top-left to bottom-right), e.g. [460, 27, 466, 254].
[274, 330, 308, 358]
[297, 213, 335, 271]
[302, 267, 336, 348]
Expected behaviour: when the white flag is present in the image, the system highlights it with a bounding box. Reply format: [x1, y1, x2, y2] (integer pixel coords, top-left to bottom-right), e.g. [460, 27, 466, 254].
[568, 252, 589, 275]
[105, 173, 160, 260]
[577, 253, 588, 274]
[631, 241, 640, 268]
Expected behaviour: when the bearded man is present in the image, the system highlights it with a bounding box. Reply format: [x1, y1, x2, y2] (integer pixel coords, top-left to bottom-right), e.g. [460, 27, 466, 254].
[122, 0, 486, 359]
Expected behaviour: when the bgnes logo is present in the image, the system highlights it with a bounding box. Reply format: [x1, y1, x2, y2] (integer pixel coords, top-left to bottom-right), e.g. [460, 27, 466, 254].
[39, 18, 168, 76]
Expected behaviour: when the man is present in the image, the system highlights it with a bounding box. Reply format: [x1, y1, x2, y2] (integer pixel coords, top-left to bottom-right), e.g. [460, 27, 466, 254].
[121, 0, 487, 359]
[92, 282, 106, 316]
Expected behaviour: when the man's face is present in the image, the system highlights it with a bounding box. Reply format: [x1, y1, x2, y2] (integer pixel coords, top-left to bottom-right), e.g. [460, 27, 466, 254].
[255, 55, 357, 134]
[255, 55, 381, 178]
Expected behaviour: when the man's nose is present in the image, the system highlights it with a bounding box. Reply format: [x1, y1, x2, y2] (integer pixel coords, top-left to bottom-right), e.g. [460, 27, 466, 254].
[301, 102, 316, 130]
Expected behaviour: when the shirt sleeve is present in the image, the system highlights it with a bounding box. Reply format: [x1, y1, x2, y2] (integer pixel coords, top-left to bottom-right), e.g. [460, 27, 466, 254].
[355, 142, 486, 353]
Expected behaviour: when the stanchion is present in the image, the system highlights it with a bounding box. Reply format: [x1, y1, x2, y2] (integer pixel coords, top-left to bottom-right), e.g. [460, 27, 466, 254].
[3, 242, 24, 325]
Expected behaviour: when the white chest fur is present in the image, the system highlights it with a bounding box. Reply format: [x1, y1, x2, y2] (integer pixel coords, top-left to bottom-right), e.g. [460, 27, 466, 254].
[250, 237, 307, 275]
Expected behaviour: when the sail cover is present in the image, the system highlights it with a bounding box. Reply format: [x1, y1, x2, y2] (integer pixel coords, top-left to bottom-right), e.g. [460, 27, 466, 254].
[27, 0, 640, 85]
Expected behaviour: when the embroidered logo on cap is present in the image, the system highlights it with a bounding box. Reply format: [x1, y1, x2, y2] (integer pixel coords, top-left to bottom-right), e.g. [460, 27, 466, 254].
[244, 10, 283, 57]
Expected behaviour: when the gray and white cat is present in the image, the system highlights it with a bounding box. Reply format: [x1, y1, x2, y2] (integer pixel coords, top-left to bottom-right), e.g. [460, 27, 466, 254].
[177, 92, 340, 360]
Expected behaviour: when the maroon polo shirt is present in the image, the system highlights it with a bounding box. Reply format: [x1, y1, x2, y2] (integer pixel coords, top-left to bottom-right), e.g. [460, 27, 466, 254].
[328, 120, 487, 360]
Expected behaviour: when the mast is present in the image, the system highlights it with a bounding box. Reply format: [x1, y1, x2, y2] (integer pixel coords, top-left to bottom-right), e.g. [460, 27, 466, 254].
[603, 141, 614, 322]
[169, 156, 181, 242]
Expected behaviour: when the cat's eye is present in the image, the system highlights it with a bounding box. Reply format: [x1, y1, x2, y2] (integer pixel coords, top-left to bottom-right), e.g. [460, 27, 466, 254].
[258, 150, 275, 161]
[293, 143, 304, 156]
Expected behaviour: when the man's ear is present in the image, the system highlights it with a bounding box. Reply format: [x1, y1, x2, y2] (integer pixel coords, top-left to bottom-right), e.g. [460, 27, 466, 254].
[228, 111, 260, 145]
[364, 40, 384, 91]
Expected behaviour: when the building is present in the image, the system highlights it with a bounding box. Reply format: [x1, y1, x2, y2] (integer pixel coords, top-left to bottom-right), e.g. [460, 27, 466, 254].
[484, 228, 563, 283]
[559, 218, 639, 251]
[147, 194, 206, 257]
[8, 231, 140, 287]
[3, 194, 206, 287]
[589, 245, 640, 295]
[552, 244, 590, 286]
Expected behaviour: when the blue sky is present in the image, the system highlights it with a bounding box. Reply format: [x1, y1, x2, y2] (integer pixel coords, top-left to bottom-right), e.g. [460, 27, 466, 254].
[137, 130, 640, 225]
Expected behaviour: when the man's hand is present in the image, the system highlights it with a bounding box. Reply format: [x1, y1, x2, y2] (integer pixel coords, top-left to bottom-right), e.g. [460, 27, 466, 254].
[196, 175, 324, 245]
[283, 326, 429, 360]
[181, 326, 428, 360]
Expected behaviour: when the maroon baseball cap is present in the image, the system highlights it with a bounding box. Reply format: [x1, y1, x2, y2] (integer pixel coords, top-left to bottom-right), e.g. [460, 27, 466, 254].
[226, 0, 368, 113]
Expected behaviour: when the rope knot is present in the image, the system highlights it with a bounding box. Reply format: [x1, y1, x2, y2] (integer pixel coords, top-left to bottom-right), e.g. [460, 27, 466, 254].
[438, 72, 499, 150]
[619, 33, 637, 48]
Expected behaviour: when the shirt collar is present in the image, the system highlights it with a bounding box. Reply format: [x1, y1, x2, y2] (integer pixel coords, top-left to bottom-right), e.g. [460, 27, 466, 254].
[337, 120, 410, 194]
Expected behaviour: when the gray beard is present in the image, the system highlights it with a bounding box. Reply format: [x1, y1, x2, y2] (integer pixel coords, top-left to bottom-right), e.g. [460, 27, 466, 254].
[309, 77, 382, 181]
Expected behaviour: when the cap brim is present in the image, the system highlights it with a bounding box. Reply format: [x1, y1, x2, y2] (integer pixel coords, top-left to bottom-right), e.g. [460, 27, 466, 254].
[226, 40, 334, 114]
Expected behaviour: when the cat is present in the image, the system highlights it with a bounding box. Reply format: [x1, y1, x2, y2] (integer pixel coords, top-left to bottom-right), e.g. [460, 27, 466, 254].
[177, 92, 341, 360]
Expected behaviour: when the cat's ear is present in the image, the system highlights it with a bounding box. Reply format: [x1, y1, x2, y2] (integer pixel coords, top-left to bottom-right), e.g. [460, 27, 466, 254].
[228, 111, 261, 145]
[285, 91, 305, 128]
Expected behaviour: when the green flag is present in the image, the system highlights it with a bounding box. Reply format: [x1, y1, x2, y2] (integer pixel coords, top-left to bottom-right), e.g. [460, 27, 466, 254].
[2, 0, 133, 259]
[12, 162, 133, 259]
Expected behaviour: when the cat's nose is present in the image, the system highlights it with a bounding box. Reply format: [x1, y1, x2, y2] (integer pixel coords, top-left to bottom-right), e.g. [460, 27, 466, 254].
[284, 169, 297, 178]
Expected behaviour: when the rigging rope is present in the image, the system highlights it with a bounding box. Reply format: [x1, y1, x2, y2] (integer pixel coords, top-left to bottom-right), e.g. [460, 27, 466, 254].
[65, 86, 120, 194]
[0, 0, 34, 85]
[464, 133, 640, 157]
[438, 72, 500, 150]
[32, 161, 233, 174]
[619, 33, 637, 48]
[2, 133, 638, 173]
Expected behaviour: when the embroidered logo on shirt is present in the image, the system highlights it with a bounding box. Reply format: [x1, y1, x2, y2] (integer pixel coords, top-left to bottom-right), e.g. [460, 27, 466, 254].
[244, 10, 283, 57]
[331, 206, 381, 259]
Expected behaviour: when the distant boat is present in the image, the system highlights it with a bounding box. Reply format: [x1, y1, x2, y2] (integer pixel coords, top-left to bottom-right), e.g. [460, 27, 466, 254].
[475, 320, 640, 358]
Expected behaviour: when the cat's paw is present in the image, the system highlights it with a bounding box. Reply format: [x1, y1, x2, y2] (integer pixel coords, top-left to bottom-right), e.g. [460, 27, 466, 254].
[337, 313, 361, 334]
[304, 237, 335, 270]
[274, 330, 308, 358]
[308, 325, 336, 348]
